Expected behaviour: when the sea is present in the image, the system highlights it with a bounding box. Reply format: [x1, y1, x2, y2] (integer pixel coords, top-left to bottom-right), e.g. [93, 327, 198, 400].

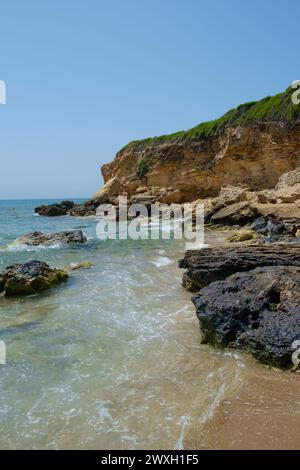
[0, 199, 299, 449]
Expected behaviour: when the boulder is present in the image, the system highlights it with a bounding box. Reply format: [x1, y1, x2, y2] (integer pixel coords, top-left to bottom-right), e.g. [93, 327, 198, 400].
[35, 200, 74, 216]
[210, 201, 259, 226]
[226, 228, 258, 243]
[15, 230, 87, 246]
[68, 196, 111, 217]
[192, 266, 300, 368]
[212, 185, 248, 212]
[0, 261, 68, 296]
[179, 245, 300, 291]
[256, 168, 300, 204]
[68, 261, 94, 271]
[250, 216, 300, 240]
[274, 167, 300, 203]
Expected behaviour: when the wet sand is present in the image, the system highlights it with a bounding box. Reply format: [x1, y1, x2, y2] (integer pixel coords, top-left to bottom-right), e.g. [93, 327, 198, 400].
[184, 361, 300, 450]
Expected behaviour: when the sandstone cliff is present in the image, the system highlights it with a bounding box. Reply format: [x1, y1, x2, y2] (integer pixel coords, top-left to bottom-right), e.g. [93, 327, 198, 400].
[95, 87, 300, 205]
[100, 124, 300, 204]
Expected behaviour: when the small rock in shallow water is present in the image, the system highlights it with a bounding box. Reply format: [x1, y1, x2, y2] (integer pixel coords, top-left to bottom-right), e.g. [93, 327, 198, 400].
[0, 260, 68, 296]
[69, 261, 94, 271]
[16, 230, 87, 246]
[34, 200, 75, 216]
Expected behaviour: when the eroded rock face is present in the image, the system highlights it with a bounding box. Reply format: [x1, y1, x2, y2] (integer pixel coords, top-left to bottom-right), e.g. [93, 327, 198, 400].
[192, 266, 300, 367]
[0, 261, 68, 296]
[35, 200, 74, 216]
[99, 125, 300, 203]
[179, 245, 300, 291]
[16, 230, 87, 246]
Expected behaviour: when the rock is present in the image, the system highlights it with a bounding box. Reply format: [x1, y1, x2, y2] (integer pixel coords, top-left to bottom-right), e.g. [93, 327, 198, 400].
[211, 185, 248, 212]
[136, 186, 148, 194]
[192, 266, 300, 368]
[0, 261, 68, 296]
[60, 200, 75, 209]
[90, 176, 121, 201]
[250, 216, 269, 233]
[69, 203, 97, 217]
[227, 229, 258, 243]
[257, 190, 277, 204]
[130, 194, 157, 206]
[68, 195, 112, 217]
[179, 245, 300, 291]
[256, 168, 300, 204]
[250, 216, 300, 241]
[296, 230, 300, 238]
[210, 201, 259, 226]
[35, 200, 74, 216]
[274, 167, 300, 203]
[16, 230, 87, 246]
[69, 261, 94, 271]
[253, 201, 300, 221]
[0, 274, 4, 293]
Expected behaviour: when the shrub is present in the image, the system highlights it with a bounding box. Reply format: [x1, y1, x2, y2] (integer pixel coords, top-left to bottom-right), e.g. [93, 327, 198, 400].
[137, 159, 150, 178]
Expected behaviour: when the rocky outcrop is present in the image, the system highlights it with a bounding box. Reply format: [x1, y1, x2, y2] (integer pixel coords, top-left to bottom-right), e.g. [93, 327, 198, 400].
[257, 167, 300, 204]
[179, 245, 300, 291]
[15, 230, 87, 246]
[99, 125, 300, 205]
[35, 200, 74, 216]
[192, 266, 300, 368]
[0, 261, 68, 296]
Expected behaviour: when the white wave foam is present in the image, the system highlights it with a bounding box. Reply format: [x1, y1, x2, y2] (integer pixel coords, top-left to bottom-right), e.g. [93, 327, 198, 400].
[175, 415, 191, 450]
[199, 383, 226, 424]
[0, 242, 63, 252]
[150, 256, 174, 268]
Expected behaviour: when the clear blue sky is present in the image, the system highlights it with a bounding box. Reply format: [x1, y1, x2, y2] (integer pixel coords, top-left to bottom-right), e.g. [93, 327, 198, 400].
[0, 0, 299, 199]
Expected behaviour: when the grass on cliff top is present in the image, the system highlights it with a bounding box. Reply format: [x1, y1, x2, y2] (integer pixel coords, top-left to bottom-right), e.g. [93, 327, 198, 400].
[122, 86, 300, 151]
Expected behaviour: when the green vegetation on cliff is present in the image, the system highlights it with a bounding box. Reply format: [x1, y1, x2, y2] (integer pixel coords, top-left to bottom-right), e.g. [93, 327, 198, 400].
[123, 86, 300, 150]
[137, 158, 150, 178]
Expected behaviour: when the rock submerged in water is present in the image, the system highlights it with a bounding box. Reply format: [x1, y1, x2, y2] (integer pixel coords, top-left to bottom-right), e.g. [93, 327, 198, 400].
[179, 245, 300, 291]
[68, 261, 94, 271]
[16, 230, 87, 246]
[192, 266, 300, 368]
[0, 261, 68, 296]
[35, 200, 74, 216]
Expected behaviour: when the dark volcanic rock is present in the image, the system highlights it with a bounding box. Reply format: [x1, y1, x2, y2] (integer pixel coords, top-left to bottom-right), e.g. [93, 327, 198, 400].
[0, 261, 68, 296]
[192, 266, 300, 367]
[16, 230, 87, 246]
[251, 216, 300, 242]
[179, 245, 300, 291]
[35, 200, 74, 216]
[68, 197, 109, 217]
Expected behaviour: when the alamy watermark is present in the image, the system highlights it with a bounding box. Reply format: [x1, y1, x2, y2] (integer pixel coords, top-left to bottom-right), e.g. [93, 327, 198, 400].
[96, 196, 204, 249]
[292, 80, 300, 105]
[0, 341, 6, 365]
[0, 80, 6, 105]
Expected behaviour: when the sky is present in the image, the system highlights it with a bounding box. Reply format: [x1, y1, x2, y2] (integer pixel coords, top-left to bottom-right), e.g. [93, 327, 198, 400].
[0, 0, 299, 199]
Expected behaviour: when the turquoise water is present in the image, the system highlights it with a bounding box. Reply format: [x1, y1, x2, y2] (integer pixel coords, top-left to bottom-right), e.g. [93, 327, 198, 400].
[0, 199, 244, 449]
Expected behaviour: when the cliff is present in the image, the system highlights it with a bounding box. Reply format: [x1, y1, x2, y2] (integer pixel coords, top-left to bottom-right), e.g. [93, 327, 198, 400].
[96, 87, 300, 205]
